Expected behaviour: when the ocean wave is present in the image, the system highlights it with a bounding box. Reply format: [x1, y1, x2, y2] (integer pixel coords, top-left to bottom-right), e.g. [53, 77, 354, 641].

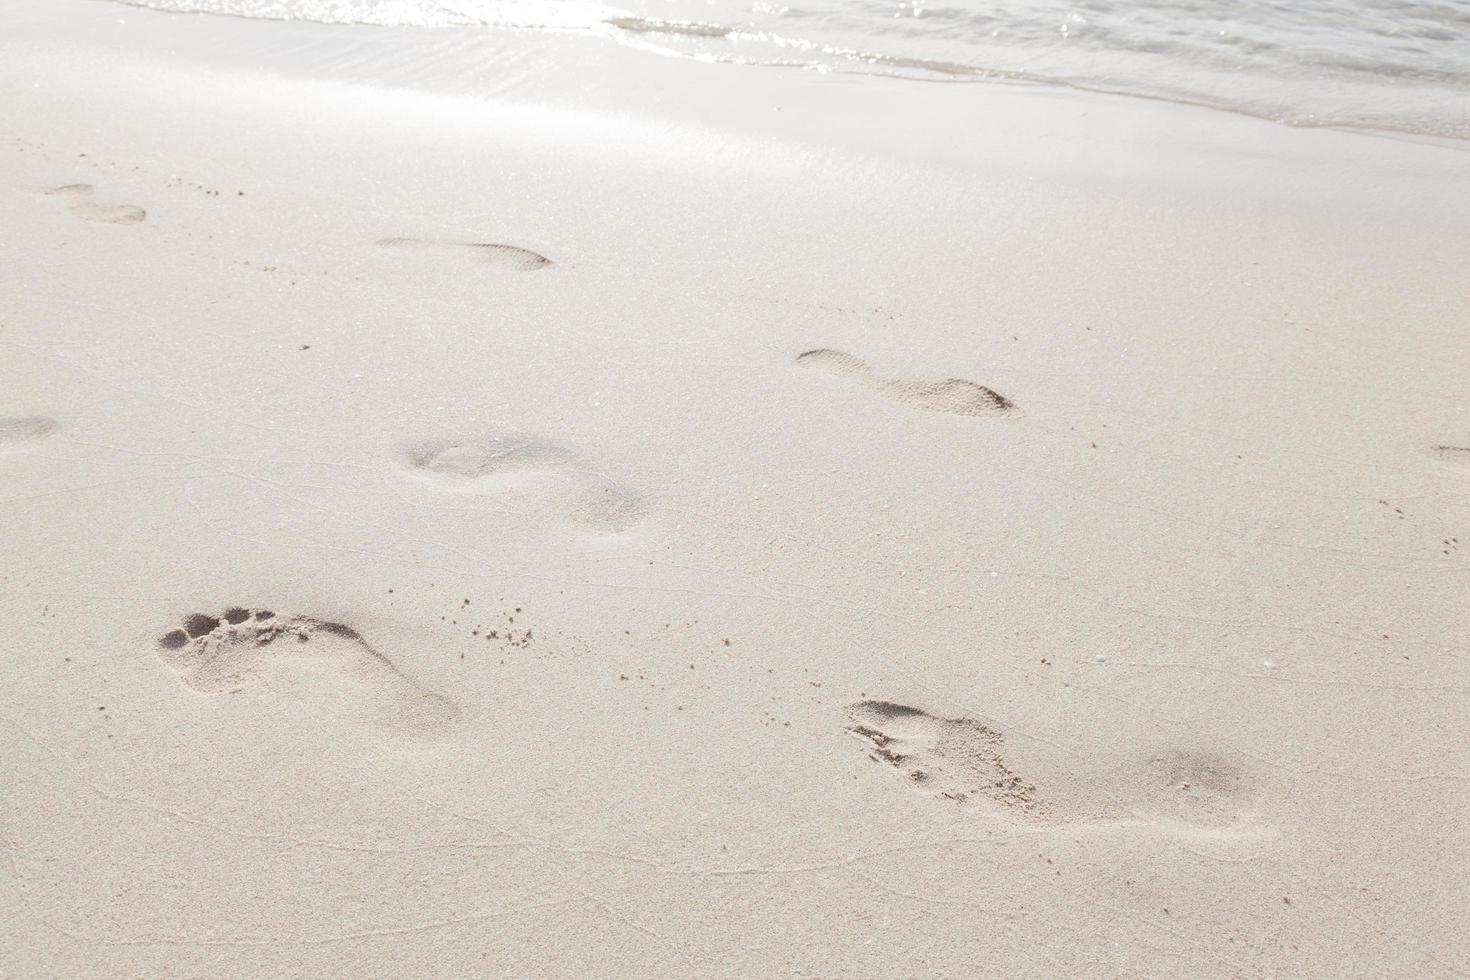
[103, 0, 1470, 138]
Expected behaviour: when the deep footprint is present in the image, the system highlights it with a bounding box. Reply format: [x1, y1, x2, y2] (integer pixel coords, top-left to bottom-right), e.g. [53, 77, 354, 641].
[46, 183, 146, 225]
[0, 416, 59, 450]
[797, 348, 1019, 418]
[156, 607, 458, 739]
[376, 236, 552, 271]
[846, 700, 1040, 812]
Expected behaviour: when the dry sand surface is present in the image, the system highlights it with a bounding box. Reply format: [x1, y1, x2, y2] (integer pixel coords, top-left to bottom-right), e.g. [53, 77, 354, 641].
[2, 0, 1469, 975]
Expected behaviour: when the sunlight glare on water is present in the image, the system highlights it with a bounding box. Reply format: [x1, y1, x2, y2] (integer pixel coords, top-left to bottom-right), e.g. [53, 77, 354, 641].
[109, 0, 1470, 137]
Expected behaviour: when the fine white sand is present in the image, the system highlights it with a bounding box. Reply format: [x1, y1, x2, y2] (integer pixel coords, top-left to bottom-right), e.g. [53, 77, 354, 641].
[2, 0, 1469, 975]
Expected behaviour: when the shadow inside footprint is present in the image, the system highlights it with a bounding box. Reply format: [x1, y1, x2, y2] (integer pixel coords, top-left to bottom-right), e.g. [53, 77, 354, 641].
[797, 349, 1018, 418]
[156, 607, 458, 740]
[847, 700, 1040, 812]
[377, 237, 552, 271]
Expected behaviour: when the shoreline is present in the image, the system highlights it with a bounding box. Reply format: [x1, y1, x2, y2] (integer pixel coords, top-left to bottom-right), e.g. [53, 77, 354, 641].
[96, 0, 1470, 141]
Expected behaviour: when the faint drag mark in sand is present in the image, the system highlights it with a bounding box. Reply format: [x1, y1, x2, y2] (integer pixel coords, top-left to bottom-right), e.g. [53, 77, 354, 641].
[0, 416, 59, 452]
[45, 183, 146, 225]
[1431, 445, 1470, 462]
[156, 607, 458, 739]
[846, 700, 1041, 813]
[796, 349, 1020, 418]
[395, 425, 646, 534]
[376, 236, 552, 271]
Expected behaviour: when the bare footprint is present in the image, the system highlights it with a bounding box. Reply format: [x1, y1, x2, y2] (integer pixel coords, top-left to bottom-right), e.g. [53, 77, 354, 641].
[797, 348, 1019, 418]
[847, 700, 1260, 834]
[396, 426, 647, 533]
[846, 700, 1041, 813]
[562, 483, 646, 534]
[46, 183, 146, 225]
[376, 237, 552, 271]
[0, 416, 59, 452]
[156, 608, 458, 740]
[1131, 748, 1256, 830]
[396, 428, 576, 486]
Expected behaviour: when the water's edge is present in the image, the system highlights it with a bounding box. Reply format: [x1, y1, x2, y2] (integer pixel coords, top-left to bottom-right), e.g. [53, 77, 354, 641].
[101, 0, 1470, 142]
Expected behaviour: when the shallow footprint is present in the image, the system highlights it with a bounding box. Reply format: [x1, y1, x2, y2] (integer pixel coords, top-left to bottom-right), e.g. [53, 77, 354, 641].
[156, 608, 458, 740]
[396, 426, 647, 533]
[1127, 747, 1258, 831]
[0, 416, 59, 452]
[562, 482, 646, 534]
[396, 428, 576, 486]
[46, 183, 146, 225]
[846, 700, 1041, 814]
[797, 348, 1019, 418]
[377, 236, 552, 271]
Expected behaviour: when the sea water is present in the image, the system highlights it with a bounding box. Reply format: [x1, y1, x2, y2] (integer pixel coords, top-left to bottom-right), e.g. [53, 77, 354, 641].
[107, 0, 1470, 137]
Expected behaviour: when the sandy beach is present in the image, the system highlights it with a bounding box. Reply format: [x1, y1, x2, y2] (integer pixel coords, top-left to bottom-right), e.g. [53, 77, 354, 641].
[2, 0, 1469, 974]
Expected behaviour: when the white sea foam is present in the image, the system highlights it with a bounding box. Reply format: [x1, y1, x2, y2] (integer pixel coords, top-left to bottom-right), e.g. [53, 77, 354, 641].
[105, 0, 1470, 137]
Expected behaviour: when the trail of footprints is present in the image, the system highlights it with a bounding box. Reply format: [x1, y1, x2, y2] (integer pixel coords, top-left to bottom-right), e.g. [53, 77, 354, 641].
[45, 183, 146, 224]
[17, 171, 1444, 833]
[395, 424, 646, 534]
[797, 348, 1020, 418]
[845, 700, 1257, 832]
[156, 607, 458, 739]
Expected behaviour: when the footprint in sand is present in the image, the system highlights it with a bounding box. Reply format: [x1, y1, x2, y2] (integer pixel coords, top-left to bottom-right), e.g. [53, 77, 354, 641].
[397, 429, 576, 482]
[1132, 748, 1256, 830]
[376, 237, 552, 271]
[45, 184, 146, 225]
[797, 349, 1019, 418]
[846, 700, 1041, 813]
[846, 700, 1258, 833]
[1431, 445, 1469, 462]
[156, 607, 458, 739]
[395, 425, 646, 534]
[562, 484, 646, 533]
[0, 416, 59, 453]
